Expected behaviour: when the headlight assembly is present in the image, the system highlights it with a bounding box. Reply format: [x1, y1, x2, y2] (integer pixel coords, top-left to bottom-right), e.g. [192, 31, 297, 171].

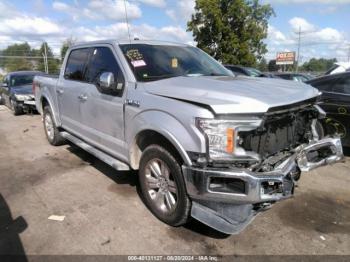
[14, 94, 30, 101]
[196, 118, 263, 161]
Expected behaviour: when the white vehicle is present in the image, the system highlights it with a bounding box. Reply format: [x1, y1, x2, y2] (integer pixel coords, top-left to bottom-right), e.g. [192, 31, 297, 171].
[325, 62, 350, 75]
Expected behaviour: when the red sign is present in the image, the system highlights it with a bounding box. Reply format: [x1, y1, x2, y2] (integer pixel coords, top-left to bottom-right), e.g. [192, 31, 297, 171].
[276, 52, 295, 65]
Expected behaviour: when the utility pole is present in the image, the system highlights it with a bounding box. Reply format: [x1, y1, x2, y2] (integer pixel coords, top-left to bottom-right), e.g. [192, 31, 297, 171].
[296, 26, 301, 73]
[43, 42, 48, 74]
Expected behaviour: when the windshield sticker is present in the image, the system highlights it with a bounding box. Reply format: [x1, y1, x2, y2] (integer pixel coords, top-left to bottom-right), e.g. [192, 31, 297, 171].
[171, 58, 178, 68]
[131, 60, 147, 67]
[126, 49, 143, 61]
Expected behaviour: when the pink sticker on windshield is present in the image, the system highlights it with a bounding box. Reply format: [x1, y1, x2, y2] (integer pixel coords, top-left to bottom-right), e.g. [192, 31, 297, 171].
[131, 60, 146, 67]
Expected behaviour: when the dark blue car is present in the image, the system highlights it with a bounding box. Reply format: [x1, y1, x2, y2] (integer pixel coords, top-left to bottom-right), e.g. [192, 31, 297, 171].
[0, 71, 44, 115]
[307, 72, 350, 147]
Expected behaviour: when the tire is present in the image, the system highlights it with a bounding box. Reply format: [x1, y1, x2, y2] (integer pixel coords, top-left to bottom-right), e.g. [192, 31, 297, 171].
[43, 106, 65, 146]
[139, 145, 191, 227]
[10, 99, 23, 116]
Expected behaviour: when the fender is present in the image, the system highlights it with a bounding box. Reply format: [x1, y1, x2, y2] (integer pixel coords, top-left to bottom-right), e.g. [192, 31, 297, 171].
[126, 110, 206, 169]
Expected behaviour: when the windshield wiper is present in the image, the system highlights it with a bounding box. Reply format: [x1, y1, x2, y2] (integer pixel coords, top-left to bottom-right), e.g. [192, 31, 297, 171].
[142, 74, 181, 81]
[203, 73, 229, 76]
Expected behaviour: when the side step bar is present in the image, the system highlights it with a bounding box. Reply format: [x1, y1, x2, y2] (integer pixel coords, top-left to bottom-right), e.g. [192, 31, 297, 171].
[60, 131, 130, 171]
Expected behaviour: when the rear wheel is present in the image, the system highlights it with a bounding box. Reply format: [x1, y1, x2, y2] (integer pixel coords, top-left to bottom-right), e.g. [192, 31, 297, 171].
[139, 145, 191, 226]
[43, 106, 65, 146]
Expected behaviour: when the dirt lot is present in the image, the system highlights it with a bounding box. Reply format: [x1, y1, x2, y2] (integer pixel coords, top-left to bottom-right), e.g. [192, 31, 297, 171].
[0, 105, 349, 256]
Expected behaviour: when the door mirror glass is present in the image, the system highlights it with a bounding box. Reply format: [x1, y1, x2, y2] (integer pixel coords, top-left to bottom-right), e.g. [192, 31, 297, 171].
[99, 72, 115, 89]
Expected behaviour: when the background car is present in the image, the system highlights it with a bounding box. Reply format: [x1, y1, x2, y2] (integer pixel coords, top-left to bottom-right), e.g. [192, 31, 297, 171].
[325, 62, 350, 75]
[0, 71, 43, 115]
[307, 71, 350, 147]
[224, 65, 267, 77]
[273, 73, 313, 82]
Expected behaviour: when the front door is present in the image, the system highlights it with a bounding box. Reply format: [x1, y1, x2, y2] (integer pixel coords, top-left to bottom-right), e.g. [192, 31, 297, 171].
[78, 46, 128, 162]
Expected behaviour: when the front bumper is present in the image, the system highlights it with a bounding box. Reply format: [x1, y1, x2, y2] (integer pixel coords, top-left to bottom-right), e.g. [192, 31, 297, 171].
[183, 137, 343, 234]
[16, 99, 37, 112]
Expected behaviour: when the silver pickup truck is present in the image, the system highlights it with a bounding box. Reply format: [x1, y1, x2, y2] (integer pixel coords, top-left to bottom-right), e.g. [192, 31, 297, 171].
[34, 40, 343, 234]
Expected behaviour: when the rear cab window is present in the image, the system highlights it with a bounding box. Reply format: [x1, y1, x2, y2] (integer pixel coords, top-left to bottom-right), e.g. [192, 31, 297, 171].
[64, 48, 90, 81]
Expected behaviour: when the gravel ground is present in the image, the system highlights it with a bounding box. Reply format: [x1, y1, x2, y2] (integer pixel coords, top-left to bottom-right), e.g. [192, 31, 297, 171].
[0, 105, 349, 256]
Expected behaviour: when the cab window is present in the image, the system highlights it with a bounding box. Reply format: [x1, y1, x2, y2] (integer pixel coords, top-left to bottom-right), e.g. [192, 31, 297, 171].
[85, 47, 125, 96]
[332, 76, 350, 94]
[64, 48, 90, 81]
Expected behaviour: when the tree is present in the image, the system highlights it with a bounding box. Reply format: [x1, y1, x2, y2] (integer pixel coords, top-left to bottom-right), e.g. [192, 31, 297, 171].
[301, 58, 337, 73]
[0, 42, 60, 73]
[257, 58, 268, 72]
[0, 42, 33, 72]
[60, 37, 76, 60]
[36, 42, 60, 74]
[187, 0, 274, 67]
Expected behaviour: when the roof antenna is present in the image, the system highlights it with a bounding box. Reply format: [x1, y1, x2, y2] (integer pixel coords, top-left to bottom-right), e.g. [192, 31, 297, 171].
[123, 0, 137, 88]
[123, 0, 132, 44]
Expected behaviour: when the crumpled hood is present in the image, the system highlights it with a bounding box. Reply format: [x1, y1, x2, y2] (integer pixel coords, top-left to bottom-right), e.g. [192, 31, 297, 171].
[10, 85, 33, 95]
[142, 76, 320, 114]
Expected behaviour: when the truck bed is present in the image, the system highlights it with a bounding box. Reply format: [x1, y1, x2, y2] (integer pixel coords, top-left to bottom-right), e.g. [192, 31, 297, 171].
[33, 75, 60, 115]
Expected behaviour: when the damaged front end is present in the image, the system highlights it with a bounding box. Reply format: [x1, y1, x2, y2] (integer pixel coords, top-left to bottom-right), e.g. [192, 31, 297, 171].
[183, 98, 343, 234]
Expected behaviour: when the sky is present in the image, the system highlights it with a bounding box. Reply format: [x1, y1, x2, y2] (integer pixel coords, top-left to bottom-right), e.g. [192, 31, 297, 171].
[0, 0, 349, 64]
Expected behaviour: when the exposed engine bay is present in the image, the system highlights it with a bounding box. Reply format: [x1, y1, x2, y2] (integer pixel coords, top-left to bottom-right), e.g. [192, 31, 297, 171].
[237, 100, 324, 172]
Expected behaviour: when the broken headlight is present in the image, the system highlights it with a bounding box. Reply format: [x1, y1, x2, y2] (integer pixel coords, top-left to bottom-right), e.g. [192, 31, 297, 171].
[14, 94, 31, 101]
[197, 118, 263, 161]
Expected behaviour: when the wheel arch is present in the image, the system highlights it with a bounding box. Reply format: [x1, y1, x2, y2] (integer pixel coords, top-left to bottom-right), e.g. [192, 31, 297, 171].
[129, 129, 192, 170]
[40, 95, 61, 127]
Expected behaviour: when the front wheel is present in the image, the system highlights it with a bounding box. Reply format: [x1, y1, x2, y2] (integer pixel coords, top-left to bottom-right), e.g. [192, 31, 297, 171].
[139, 145, 191, 226]
[43, 106, 65, 146]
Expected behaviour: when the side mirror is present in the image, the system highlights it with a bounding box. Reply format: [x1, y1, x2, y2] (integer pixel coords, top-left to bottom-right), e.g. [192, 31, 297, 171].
[2, 82, 8, 88]
[99, 72, 115, 89]
[98, 72, 124, 95]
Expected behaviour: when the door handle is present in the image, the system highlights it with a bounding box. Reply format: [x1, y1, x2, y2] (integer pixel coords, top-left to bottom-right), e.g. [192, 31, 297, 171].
[78, 94, 88, 101]
[56, 89, 64, 95]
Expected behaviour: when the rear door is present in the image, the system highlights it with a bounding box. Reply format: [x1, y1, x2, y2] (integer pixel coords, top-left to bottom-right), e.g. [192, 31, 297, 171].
[57, 48, 90, 134]
[78, 45, 128, 161]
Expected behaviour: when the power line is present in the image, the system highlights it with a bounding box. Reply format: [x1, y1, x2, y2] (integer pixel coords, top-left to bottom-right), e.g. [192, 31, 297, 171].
[0, 55, 59, 59]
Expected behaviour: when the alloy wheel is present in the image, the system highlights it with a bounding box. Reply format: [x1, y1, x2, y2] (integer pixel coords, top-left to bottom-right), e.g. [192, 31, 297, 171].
[144, 158, 178, 213]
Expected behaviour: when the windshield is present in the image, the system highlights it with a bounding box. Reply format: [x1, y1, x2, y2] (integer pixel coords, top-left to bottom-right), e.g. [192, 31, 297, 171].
[245, 67, 263, 77]
[10, 75, 35, 87]
[324, 65, 339, 75]
[120, 44, 232, 82]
